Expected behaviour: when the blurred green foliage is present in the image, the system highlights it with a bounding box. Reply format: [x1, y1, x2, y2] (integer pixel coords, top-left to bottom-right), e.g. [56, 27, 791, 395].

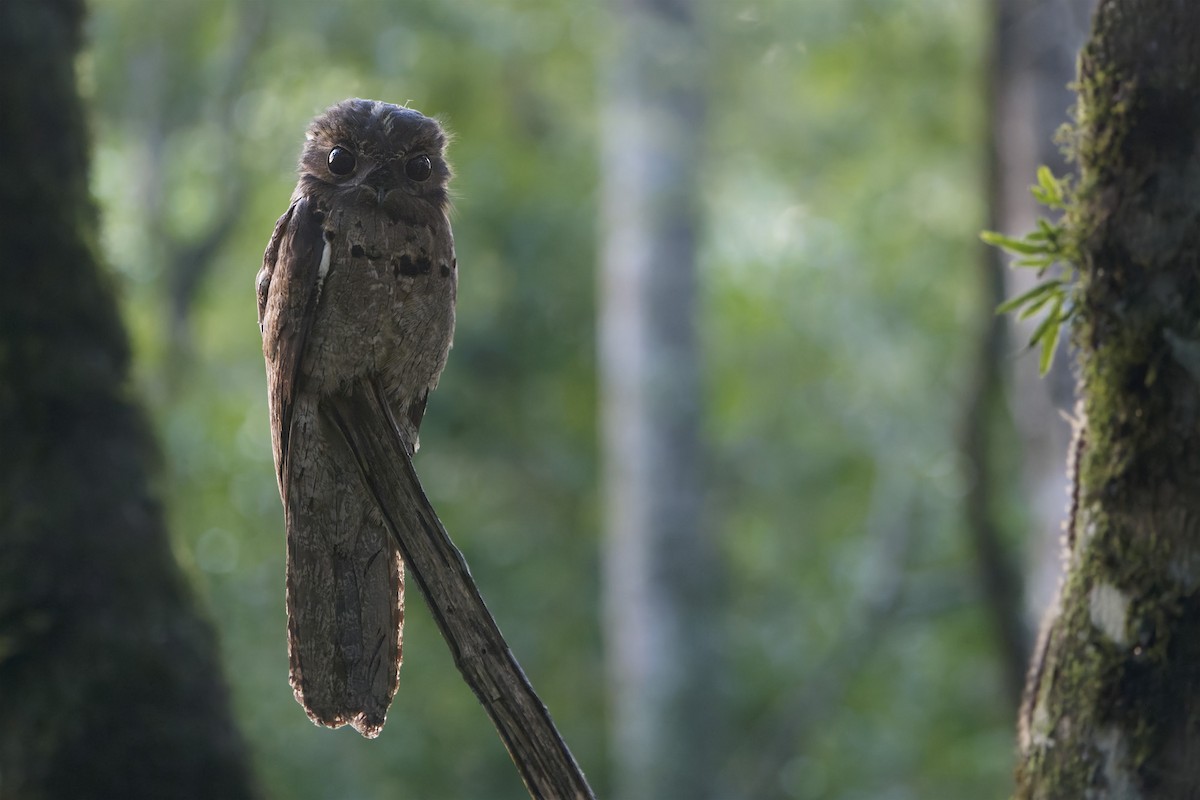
[84, 0, 1021, 797]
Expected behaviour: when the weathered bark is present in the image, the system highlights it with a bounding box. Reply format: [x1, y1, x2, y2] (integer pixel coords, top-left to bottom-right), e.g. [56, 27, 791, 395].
[0, 1, 257, 797]
[1015, 2, 1200, 796]
[598, 0, 723, 797]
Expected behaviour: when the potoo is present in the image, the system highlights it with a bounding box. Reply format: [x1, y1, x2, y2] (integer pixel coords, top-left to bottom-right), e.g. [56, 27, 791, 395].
[256, 99, 456, 737]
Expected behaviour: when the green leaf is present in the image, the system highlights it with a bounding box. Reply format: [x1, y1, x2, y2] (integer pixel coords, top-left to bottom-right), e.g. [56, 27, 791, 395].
[995, 279, 1061, 315]
[1015, 255, 1055, 269]
[1033, 220, 1060, 245]
[1032, 165, 1065, 209]
[980, 231, 1046, 255]
[1039, 321, 1061, 374]
[984, 166, 1075, 377]
[1037, 165, 1058, 190]
[1027, 295, 1063, 350]
[1018, 292, 1057, 319]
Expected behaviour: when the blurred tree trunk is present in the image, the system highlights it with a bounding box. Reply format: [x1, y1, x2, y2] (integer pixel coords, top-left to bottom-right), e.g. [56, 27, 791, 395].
[0, 2, 257, 798]
[967, 0, 1096, 711]
[963, 0, 1034, 709]
[992, 0, 1095, 626]
[1015, 1, 1200, 796]
[598, 0, 723, 798]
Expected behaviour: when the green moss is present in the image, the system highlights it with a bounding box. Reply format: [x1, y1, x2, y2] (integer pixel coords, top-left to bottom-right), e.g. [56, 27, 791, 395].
[1016, 1, 1200, 797]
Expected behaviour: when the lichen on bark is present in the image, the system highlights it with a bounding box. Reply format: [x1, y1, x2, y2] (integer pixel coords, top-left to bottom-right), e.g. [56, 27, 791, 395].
[1015, 1, 1200, 798]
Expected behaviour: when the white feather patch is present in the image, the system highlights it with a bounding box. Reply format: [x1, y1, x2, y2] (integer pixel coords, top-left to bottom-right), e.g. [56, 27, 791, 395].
[315, 239, 332, 302]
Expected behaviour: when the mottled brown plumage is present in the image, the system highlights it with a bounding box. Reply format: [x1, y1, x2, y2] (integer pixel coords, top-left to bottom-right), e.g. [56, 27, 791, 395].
[256, 99, 456, 737]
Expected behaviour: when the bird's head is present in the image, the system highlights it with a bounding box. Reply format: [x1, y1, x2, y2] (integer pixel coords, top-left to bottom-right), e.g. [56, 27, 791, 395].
[296, 98, 451, 221]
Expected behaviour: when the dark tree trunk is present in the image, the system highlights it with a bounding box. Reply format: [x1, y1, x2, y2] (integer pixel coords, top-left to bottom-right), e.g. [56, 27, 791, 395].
[1015, 1, 1200, 796]
[0, 2, 258, 797]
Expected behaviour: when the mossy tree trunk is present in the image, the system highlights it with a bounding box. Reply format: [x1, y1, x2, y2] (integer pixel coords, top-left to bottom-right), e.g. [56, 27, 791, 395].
[1016, 1, 1200, 797]
[0, 1, 257, 797]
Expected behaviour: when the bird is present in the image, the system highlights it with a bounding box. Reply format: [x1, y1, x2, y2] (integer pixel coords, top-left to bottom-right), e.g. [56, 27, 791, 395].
[256, 98, 456, 737]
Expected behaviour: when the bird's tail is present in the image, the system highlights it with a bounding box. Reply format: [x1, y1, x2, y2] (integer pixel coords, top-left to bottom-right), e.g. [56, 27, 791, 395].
[283, 391, 404, 738]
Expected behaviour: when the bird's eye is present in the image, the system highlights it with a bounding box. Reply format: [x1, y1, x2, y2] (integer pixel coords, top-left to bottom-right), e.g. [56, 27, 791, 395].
[327, 147, 357, 176]
[405, 155, 433, 182]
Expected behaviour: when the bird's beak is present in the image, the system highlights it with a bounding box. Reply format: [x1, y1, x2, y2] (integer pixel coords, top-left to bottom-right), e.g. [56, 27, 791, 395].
[365, 165, 396, 205]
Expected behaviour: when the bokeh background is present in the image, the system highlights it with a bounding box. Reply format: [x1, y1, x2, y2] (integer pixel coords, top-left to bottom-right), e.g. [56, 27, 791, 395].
[81, 0, 1093, 797]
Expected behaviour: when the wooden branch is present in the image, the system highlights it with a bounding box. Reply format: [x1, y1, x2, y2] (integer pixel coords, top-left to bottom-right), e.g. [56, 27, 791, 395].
[326, 383, 596, 800]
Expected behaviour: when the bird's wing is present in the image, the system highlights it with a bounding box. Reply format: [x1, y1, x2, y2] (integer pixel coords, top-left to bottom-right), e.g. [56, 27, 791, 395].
[256, 196, 325, 486]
